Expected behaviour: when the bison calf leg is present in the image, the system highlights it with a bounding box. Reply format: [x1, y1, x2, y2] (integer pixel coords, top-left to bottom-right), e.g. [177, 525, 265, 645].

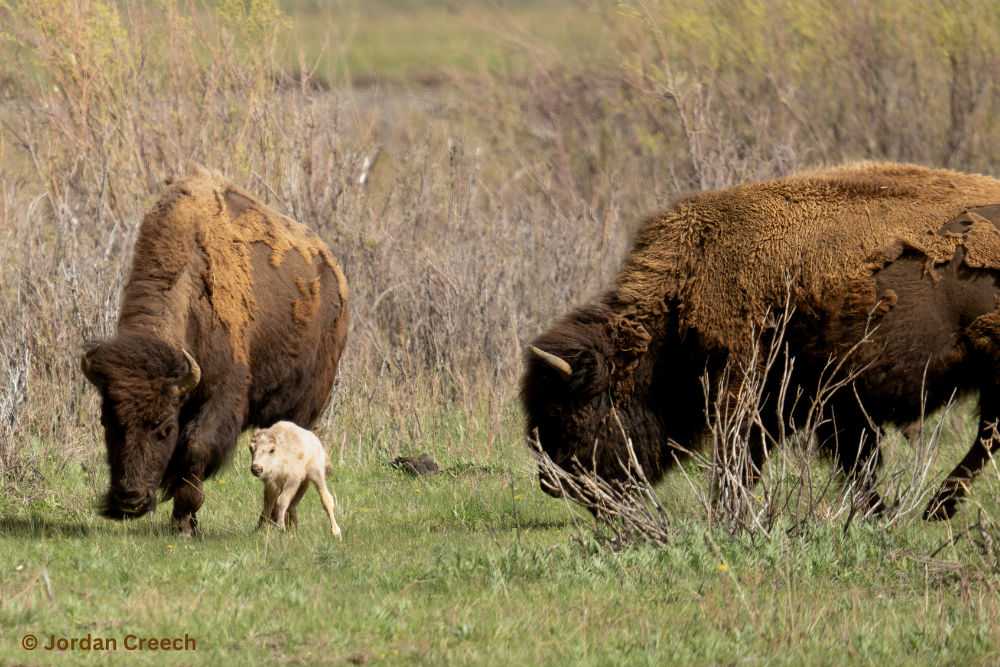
[258, 485, 279, 529]
[272, 478, 304, 528]
[311, 473, 342, 540]
[171, 475, 205, 538]
[277, 481, 310, 529]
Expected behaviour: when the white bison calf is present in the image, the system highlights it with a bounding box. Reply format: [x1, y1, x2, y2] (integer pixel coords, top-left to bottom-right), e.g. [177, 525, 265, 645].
[249, 422, 341, 539]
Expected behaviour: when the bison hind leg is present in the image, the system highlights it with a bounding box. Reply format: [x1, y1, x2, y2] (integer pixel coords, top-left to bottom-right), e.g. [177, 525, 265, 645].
[310, 472, 341, 540]
[924, 379, 1000, 521]
[285, 480, 311, 529]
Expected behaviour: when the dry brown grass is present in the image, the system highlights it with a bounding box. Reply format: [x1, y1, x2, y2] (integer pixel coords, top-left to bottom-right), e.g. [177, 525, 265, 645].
[3, 0, 1000, 497]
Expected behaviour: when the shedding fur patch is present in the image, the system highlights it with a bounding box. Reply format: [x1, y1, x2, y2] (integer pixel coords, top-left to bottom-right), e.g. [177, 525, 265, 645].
[910, 212, 1000, 272]
[132, 164, 348, 362]
[610, 162, 1000, 359]
[292, 276, 322, 326]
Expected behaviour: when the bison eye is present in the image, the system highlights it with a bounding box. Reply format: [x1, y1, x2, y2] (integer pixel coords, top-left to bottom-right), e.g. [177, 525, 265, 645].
[547, 404, 563, 418]
[153, 417, 175, 439]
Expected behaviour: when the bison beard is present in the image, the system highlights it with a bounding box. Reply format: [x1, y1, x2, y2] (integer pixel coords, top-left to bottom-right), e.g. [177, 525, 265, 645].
[81, 164, 349, 537]
[522, 162, 1000, 521]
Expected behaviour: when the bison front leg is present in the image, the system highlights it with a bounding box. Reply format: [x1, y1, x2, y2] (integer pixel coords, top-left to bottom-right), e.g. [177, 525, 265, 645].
[818, 400, 885, 515]
[271, 478, 304, 529]
[171, 474, 205, 538]
[925, 381, 1000, 520]
[259, 484, 278, 529]
[270, 481, 308, 528]
[172, 393, 247, 537]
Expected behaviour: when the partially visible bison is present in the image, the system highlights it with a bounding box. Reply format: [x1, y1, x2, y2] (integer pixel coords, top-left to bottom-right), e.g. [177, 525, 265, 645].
[81, 165, 349, 537]
[522, 162, 1000, 520]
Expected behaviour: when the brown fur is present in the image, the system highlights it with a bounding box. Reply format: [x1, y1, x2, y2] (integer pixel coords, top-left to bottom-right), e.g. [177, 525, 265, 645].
[125, 164, 347, 364]
[83, 164, 350, 536]
[523, 162, 1000, 521]
[609, 162, 1000, 359]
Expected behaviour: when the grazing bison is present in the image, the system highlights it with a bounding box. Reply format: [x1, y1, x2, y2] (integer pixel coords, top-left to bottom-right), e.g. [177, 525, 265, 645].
[522, 162, 1000, 520]
[81, 164, 349, 537]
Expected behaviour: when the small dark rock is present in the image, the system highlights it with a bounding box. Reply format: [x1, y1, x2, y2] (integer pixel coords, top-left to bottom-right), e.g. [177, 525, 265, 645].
[391, 453, 439, 477]
[346, 650, 372, 665]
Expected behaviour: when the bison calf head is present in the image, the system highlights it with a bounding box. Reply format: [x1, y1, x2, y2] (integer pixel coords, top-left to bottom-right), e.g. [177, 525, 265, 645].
[248, 429, 279, 479]
[81, 332, 200, 519]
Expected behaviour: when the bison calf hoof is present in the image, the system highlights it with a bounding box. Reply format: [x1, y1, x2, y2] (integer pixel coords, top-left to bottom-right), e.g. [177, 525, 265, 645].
[924, 496, 959, 521]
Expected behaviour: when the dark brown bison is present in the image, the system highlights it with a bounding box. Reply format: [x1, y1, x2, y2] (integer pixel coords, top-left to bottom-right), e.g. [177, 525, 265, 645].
[81, 165, 349, 537]
[522, 162, 1000, 520]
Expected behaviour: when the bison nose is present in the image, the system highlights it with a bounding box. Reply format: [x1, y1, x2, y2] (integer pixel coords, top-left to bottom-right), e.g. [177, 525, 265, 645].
[114, 488, 156, 515]
[251, 464, 262, 477]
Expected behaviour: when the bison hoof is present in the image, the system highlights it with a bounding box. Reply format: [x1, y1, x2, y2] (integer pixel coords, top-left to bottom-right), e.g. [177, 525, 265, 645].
[924, 496, 959, 521]
[171, 515, 199, 538]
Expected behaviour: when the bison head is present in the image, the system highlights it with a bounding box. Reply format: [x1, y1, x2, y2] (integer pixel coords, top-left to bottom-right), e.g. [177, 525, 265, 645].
[248, 428, 277, 479]
[520, 309, 670, 498]
[81, 332, 200, 519]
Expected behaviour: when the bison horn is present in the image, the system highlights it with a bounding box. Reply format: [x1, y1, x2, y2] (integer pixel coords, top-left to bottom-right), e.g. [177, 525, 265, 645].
[80, 347, 104, 390]
[178, 349, 201, 396]
[530, 346, 572, 381]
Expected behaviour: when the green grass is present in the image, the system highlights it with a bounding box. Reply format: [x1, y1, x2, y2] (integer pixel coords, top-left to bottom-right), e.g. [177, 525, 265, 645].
[3, 421, 1000, 666]
[279, 3, 606, 83]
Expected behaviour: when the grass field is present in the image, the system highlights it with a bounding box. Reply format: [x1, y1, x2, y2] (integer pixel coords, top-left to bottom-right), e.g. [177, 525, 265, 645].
[3, 411, 1000, 666]
[278, 2, 606, 83]
[5, 0, 1000, 664]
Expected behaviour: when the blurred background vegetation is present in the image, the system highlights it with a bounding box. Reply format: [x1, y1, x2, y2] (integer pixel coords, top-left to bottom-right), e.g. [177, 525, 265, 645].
[2, 0, 1000, 500]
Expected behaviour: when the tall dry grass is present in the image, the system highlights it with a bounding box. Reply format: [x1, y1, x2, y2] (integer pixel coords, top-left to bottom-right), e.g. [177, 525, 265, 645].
[2, 0, 1000, 505]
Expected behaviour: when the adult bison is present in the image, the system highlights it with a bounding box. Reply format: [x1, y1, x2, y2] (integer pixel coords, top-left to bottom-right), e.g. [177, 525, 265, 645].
[522, 162, 1000, 520]
[81, 165, 349, 537]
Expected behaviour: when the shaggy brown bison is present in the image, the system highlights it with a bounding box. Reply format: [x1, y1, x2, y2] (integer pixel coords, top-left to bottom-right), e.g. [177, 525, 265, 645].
[81, 165, 349, 537]
[522, 162, 1000, 521]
